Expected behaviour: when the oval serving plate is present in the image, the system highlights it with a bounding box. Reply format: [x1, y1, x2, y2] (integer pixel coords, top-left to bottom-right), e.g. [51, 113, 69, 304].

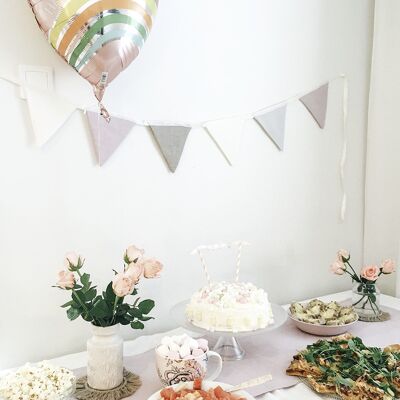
[288, 311, 359, 336]
[147, 381, 256, 400]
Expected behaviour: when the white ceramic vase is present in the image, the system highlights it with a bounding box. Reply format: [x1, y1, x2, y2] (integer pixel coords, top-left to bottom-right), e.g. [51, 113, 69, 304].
[87, 324, 123, 390]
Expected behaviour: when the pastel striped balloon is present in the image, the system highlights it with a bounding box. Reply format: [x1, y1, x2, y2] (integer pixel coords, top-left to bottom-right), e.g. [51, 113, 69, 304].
[28, 0, 158, 102]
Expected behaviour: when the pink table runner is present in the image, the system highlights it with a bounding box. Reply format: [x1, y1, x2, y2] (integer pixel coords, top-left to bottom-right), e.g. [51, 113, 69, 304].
[75, 304, 400, 399]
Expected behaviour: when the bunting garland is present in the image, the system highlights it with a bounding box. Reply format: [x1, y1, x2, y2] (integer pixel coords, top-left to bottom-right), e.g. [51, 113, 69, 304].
[0, 73, 349, 219]
[12, 78, 337, 170]
[1, 75, 347, 217]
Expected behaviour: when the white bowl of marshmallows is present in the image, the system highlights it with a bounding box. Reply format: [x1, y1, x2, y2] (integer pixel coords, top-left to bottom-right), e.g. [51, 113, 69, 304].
[157, 334, 209, 360]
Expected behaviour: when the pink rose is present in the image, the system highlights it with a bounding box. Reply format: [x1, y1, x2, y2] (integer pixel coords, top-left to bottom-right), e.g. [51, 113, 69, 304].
[381, 259, 395, 274]
[112, 273, 135, 297]
[337, 249, 350, 262]
[330, 261, 345, 275]
[125, 245, 144, 263]
[64, 252, 82, 269]
[57, 270, 75, 289]
[125, 262, 144, 284]
[360, 265, 380, 281]
[140, 258, 163, 278]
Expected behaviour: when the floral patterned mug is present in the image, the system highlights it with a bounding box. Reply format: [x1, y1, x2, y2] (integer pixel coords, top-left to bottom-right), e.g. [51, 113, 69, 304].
[155, 346, 223, 386]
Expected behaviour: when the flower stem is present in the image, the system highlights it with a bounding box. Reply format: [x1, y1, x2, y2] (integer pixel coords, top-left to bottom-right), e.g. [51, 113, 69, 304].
[352, 294, 366, 307]
[345, 260, 360, 282]
[112, 296, 119, 325]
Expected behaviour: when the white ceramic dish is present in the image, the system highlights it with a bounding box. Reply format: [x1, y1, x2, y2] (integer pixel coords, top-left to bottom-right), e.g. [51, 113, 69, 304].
[288, 311, 359, 336]
[147, 380, 256, 400]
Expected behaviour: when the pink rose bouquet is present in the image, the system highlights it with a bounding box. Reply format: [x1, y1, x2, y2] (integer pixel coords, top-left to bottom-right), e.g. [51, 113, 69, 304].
[331, 250, 395, 317]
[54, 246, 163, 329]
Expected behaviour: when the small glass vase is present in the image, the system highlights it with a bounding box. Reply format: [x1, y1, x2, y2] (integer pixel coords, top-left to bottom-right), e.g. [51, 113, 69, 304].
[352, 282, 382, 320]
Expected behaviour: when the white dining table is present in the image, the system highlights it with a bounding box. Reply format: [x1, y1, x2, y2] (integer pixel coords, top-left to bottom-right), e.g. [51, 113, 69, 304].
[2, 290, 400, 399]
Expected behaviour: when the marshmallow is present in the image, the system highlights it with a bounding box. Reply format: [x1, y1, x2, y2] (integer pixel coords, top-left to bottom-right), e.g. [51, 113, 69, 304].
[157, 345, 170, 357]
[167, 351, 180, 360]
[192, 348, 205, 358]
[161, 337, 172, 346]
[197, 338, 209, 351]
[179, 343, 191, 358]
[176, 334, 190, 345]
[185, 338, 199, 350]
[169, 342, 181, 353]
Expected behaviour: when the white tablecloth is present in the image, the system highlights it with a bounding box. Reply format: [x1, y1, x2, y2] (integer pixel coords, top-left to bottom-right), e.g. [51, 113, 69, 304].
[2, 291, 400, 399]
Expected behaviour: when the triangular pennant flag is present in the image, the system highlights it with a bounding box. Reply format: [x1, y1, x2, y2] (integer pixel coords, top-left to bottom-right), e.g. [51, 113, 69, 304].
[300, 83, 329, 129]
[25, 86, 77, 146]
[205, 117, 245, 165]
[254, 105, 287, 151]
[150, 126, 191, 172]
[86, 111, 134, 166]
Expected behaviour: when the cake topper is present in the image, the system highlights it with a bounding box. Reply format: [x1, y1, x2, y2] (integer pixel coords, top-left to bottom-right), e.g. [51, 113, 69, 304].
[191, 241, 250, 285]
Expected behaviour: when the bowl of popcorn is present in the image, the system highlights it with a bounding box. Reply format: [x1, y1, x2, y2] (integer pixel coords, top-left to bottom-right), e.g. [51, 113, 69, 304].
[155, 334, 223, 386]
[0, 361, 76, 400]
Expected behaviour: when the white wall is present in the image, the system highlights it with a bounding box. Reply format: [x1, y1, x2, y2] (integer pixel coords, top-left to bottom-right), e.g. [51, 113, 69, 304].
[0, 0, 373, 369]
[364, 0, 400, 296]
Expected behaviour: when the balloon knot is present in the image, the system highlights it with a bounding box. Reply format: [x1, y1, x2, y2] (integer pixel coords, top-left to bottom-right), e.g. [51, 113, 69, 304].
[99, 103, 111, 123]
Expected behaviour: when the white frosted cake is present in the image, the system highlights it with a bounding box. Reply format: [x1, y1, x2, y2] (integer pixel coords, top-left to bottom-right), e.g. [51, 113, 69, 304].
[186, 281, 274, 332]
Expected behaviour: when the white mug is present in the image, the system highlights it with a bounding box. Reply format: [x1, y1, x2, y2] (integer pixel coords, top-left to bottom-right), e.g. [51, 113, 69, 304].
[155, 346, 223, 386]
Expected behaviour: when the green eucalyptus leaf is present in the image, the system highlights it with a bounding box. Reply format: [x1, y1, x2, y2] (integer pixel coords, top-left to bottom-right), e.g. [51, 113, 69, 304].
[67, 307, 80, 321]
[138, 299, 155, 315]
[92, 298, 111, 319]
[116, 303, 130, 316]
[61, 300, 74, 308]
[85, 287, 97, 301]
[105, 282, 116, 304]
[131, 321, 145, 330]
[128, 308, 142, 318]
[137, 315, 154, 322]
[80, 273, 90, 288]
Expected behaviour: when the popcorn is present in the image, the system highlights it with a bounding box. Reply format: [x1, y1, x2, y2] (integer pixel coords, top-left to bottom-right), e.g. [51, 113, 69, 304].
[157, 335, 209, 360]
[0, 361, 75, 400]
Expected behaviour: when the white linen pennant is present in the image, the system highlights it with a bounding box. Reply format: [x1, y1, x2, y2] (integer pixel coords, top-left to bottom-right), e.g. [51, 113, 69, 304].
[205, 117, 246, 165]
[25, 86, 76, 146]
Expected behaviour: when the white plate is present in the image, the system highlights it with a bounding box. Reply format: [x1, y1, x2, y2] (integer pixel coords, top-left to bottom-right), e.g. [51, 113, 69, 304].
[147, 380, 256, 400]
[288, 311, 359, 336]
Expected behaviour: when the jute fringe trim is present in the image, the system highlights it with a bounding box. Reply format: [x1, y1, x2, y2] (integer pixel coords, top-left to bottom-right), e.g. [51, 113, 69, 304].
[75, 369, 141, 400]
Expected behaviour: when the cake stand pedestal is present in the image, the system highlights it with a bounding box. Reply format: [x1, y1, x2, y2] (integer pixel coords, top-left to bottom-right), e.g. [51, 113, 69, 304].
[213, 336, 245, 361]
[170, 301, 287, 361]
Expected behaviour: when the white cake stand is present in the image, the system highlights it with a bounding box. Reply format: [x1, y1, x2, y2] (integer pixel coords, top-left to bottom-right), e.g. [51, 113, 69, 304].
[170, 301, 287, 361]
